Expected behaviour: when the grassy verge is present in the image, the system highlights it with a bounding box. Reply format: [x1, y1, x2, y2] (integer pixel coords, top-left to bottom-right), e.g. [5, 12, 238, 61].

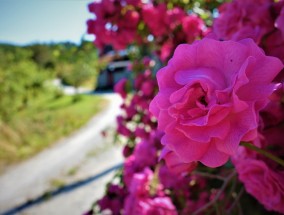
[0, 94, 107, 171]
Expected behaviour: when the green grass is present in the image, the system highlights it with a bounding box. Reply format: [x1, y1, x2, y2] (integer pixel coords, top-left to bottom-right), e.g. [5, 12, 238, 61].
[0, 94, 107, 171]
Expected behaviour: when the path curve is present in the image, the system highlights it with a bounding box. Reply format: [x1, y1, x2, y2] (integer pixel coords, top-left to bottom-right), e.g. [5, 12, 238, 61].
[0, 93, 122, 213]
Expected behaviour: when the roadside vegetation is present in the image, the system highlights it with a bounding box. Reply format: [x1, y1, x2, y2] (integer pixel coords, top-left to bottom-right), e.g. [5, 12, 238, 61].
[0, 41, 106, 170]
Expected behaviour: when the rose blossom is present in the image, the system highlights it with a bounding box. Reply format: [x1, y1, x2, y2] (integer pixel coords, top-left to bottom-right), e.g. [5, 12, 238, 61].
[141, 79, 156, 97]
[97, 184, 126, 214]
[158, 39, 175, 62]
[213, 0, 274, 44]
[124, 168, 177, 215]
[166, 7, 186, 30]
[150, 38, 283, 167]
[142, 4, 168, 37]
[133, 139, 158, 168]
[114, 78, 128, 99]
[124, 193, 177, 215]
[232, 124, 284, 213]
[234, 158, 284, 213]
[161, 148, 197, 175]
[182, 15, 205, 43]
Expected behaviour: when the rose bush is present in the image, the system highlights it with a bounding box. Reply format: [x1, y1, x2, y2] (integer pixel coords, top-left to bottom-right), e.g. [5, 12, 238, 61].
[86, 0, 284, 214]
[150, 38, 283, 167]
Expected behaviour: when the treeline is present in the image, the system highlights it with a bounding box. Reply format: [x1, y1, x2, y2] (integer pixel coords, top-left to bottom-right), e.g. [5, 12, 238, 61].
[0, 41, 100, 122]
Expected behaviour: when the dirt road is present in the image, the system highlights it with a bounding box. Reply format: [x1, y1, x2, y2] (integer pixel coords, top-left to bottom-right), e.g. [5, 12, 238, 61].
[0, 93, 123, 214]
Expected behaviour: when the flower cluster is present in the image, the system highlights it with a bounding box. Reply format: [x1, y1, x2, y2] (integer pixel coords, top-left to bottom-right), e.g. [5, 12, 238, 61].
[214, 0, 284, 63]
[87, 0, 140, 50]
[87, 0, 208, 61]
[141, 3, 207, 61]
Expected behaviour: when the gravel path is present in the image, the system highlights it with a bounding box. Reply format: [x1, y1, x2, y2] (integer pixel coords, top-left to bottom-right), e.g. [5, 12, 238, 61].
[0, 93, 123, 214]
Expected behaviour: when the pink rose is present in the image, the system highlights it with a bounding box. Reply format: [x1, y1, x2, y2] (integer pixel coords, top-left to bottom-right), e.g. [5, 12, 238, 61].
[134, 127, 149, 139]
[165, 7, 186, 30]
[235, 158, 284, 213]
[232, 125, 284, 213]
[150, 38, 283, 167]
[117, 116, 132, 137]
[123, 139, 158, 187]
[114, 78, 128, 99]
[213, 0, 274, 44]
[158, 164, 192, 190]
[88, 0, 116, 20]
[182, 15, 205, 43]
[97, 184, 126, 214]
[133, 139, 158, 168]
[158, 39, 175, 62]
[124, 195, 177, 215]
[142, 4, 168, 37]
[141, 79, 156, 97]
[161, 148, 197, 175]
[124, 168, 177, 215]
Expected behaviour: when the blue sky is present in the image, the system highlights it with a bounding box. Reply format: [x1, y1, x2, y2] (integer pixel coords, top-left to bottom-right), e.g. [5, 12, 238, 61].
[0, 0, 95, 45]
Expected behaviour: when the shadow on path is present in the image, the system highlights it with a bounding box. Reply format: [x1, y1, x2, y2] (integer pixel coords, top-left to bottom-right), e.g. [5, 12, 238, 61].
[2, 163, 123, 215]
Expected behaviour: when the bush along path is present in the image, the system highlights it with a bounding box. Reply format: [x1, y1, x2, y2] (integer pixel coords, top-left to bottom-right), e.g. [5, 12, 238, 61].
[0, 93, 122, 214]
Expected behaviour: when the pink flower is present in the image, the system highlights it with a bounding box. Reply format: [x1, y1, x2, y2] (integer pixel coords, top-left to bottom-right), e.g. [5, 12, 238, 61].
[213, 0, 274, 44]
[87, 1, 139, 50]
[88, 0, 116, 20]
[128, 168, 153, 197]
[150, 38, 283, 167]
[134, 127, 149, 139]
[124, 168, 177, 215]
[117, 116, 132, 137]
[124, 196, 177, 215]
[141, 79, 156, 97]
[161, 148, 197, 175]
[133, 139, 158, 168]
[123, 141, 158, 187]
[182, 15, 205, 43]
[142, 4, 168, 37]
[159, 39, 175, 62]
[158, 164, 192, 190]
[235, 159, 284, 213]
[166, 7, 186, 30]
[126, 0, 142, 7]
[124, 103, 137, 120]
[232, 125, 284, 214]
[123, 155, 138, 187]
[123, 145, 133, 158]
[97, 184, 126, 214]
[114, 78, 128, 99]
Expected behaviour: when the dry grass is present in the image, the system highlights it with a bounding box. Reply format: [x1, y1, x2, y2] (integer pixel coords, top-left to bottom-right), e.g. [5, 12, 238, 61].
[0, 94, 107, 172]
